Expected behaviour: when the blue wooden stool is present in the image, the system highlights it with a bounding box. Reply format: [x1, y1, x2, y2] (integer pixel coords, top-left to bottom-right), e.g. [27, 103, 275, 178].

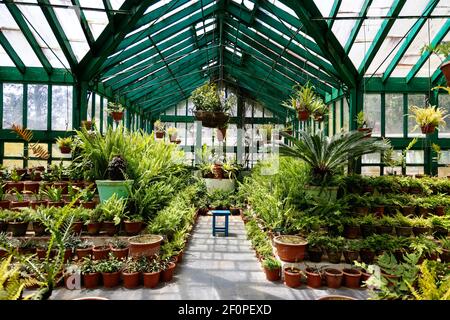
[211, 210, 231, 236]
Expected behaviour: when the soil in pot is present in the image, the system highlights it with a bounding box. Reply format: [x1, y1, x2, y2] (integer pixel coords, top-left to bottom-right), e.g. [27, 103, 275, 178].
[324, 268, 343, 289]
[102, 272, 121, 288]
[326, 250, 342, 264]
[305, 268, 322, 288]
[273, 235, 308, 262]
[307, 247, 323, 262]
[83, 272, 100, 289]
[124, 221, 142, 236]
[342, 268, 362, 289]
[284, 267, 302, 288]
[122, 271, 141, 289]
[92, 246, 110, 260]
[161, 262, 176, 282]
[343, 250, 359, 264]
[264, 267, 281, 281]
[143, 271, 161, 288]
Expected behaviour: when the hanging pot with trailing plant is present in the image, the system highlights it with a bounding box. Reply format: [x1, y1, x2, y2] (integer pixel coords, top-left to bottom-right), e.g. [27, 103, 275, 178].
[107, 101, 124, 122]
[409, 105, 448, 135]
[56, 137, 73, 154]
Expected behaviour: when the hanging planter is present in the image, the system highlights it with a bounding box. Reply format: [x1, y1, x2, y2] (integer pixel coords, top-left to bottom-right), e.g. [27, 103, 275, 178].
[167, 127, 178, 142]
[81, 120, 93, 130]
[107, 101, 124, 122]
[216, 127, 227, 141]
[420, 124, 436, 134]
[311, 99, 328, 122]
[191, 83, 234, 128]
[56, 137, 73, 154]
[440, 61, 450, 86]
[422, 43, 450, 86]
[297, 110, 310, 121]
[410, 105, 448, 135]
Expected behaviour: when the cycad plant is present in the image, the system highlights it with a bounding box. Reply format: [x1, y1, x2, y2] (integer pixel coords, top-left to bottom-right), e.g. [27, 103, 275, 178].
[279, 130, 388, 186]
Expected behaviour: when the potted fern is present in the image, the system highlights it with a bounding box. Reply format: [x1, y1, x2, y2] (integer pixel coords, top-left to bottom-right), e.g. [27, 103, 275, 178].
[95, 155, 134, 203]
[191, 83, 234, 128]
[409, 105, 448, 134]
[356, 111, 373, 137]
[107, 101, 124, 122]
[261, 257, 281, 281]
[421, 41, 450, 86]
[154, 120, 165, 138]
[56, 136, 73, 154]
[282, 83, 316, 121]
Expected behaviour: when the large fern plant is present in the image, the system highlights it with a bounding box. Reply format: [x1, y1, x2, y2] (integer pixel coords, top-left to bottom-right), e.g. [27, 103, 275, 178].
[279, 130, 389, 186]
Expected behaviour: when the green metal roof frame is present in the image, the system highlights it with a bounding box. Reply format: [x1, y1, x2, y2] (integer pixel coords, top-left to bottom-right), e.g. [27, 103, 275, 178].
[0, 0, 448, 119]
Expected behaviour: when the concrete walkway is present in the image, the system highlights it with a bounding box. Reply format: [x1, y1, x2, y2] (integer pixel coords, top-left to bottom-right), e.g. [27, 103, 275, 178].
[50, 216, 369, 300]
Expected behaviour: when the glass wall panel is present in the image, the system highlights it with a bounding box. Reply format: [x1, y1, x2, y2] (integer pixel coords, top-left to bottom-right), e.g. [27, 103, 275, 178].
[27, 85, 48, 130]
[3, 83, 23, 128]
[385, 93, 403, 137]
[439, 94, 450, 138]
[364, 94, 381, 137]
[52, 86, 73, 131]
[408, 94, 426, 137]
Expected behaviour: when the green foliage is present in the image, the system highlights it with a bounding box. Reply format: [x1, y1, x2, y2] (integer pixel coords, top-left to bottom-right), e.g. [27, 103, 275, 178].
[55, 136, 72, 148]
[262, 257, 281, 271]
[279, 130, 388, 186]
[407, 260, 450, 300]
[191, 83, 234, 113]
[41, 186, 63, 202]
[95, 193, 127, 225]
[96, 255, 123, 273]
[0, 255, 41, 300]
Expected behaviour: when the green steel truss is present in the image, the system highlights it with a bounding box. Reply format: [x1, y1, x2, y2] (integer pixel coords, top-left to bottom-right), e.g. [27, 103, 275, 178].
[0, 0, 448, 120]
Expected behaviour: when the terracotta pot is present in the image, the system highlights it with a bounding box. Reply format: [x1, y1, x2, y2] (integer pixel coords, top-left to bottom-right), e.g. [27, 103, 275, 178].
[376, 225, 393, 235]
[23, 181, 40, 194]
[128, 235, 163, 258]
[439, 249, 450, 263]
[110, 247, 128, 260]
[360, 224, 375, 238]
[0, 221, 7, 232]
[143, 271, 161, 288]
[307, 247, 323, 262]
[47, 201, 64, 208]
[102, 272, 120, 288]
[30, 200, 48, 209]
[161, 262, 176, 282]
[273, 235, 308, 262]
[357, 127, 372, 137]
[373, 206, 385, 217]
[421, 124, 436, 134]
[37, 248, 55, 260]
[155, 131, 165, 139]
[395, 226, 412, 237]
[433, 226, 448, 238]
[76, 247, 93, 260]
[325, 268, 343, 289]
[5, 182, 24, 193]
[33, 221, 48, 236]
[402, 206, 415, 216]
[194, 111, 230, 128]
[297, 110, 310, 121]
[216, 128, 227, 141]
[70, 221, 83, 235]
[10, 201, 30, 209]
[263, 267, 281, 281]
[86, 222, 101, 235]
[363, 185, 374, 194]
[111, 111, 124, 122]
[360, 269, 372, 283]
[342, 268, 361, 288]
[53, 182, 68, 194]
[355, 207, 369, 215]
[177, 251, 184, 264]
[326, 250, 342, 264]
[83, 272, 100, 289]
[122, 271, 141, 289]
[18, 247, 36, 255]
[81, 201, 96, 209]
[360, 249, 376, 264]
[413, 226, 431, 236]
[435, 206, 445, 216]
[343, 225, 360, 239]
[440, 61, 450, 87]
[305, 268, 322, 288]
[343, 250, 359, 264]
[101, 221, 118, 236]
[418, 207, 432, 217]
[0, 200, 11, 210]
[59, 146, 71, 154]
[124, 221, 142, 236]
[410, 187, 421, 194]
[64, 248, 73, 262]
[92, 246, 110, 260]
[82, 120, 93, 130]
[7, 221, 29, 236]
[284, 267, 302, 288]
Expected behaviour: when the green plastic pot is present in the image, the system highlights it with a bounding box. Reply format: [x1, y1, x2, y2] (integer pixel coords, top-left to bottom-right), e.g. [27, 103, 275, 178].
[95, 180, 134, 202]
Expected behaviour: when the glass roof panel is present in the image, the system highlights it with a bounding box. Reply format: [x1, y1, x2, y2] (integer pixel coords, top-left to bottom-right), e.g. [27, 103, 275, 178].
[416, 31, 450, 77]
[0, 4, 41, 66]
[79, 0, 109, 40]
[348, 0, 394, 70]
[17, 1, 69, 68]
[331, 0, 365, 47]
[313, 0, 334, 18]
[391, 17, 449, 77]
[0, 45, 15, 67]
[50, 0, 90, 62]
[110, 0, 126, 10]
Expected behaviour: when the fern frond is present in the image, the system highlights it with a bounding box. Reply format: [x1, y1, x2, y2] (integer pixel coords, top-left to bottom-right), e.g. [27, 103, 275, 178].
[11, 124, 49, 159]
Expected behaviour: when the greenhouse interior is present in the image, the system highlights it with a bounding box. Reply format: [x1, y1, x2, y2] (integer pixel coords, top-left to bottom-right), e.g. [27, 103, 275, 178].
[0, 0, 450, 302]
